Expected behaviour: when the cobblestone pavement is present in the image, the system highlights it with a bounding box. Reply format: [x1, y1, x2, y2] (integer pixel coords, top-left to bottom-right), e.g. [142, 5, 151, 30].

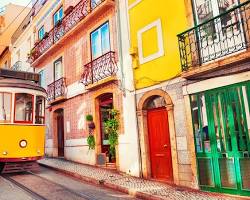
[38, 158, 247, 200]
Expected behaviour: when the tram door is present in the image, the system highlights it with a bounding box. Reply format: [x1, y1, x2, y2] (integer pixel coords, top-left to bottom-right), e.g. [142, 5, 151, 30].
[192, 83, 250, 196]
[56, 109, 64, 157]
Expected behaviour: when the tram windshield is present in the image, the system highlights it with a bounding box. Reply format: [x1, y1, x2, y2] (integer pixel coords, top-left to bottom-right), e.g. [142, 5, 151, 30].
[0, 92, 11, 123]
[15, 93, 33, 123]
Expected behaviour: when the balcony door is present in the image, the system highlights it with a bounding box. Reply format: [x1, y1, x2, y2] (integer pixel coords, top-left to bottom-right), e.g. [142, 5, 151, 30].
[91, 22, 110, 59]
[193, 0, 245, 64]
[54, 57, 63, 81]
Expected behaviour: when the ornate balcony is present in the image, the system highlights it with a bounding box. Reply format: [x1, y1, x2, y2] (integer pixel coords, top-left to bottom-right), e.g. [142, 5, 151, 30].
[11, 61, 22, 71]
[178, 1, 250, 73]
[47, 78, 66, 104]
[81, 51, 118, 87]
[29, 0, 114, 64]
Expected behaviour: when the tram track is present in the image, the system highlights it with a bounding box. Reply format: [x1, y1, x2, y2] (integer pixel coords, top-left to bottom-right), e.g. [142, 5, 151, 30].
[1, 174, 47, 200]
[1, 171, 99, 200]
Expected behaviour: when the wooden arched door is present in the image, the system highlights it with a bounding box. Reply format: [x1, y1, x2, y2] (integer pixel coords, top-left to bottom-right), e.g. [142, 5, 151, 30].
[146, 96, 173, 181]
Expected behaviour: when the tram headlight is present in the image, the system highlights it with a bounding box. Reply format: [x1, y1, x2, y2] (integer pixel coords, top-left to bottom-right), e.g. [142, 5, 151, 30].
[2, 151, 8, 155]
[19, 140, 27, 148]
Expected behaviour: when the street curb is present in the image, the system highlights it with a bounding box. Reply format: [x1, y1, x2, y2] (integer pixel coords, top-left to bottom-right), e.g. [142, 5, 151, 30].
[39, 163, 166, 200]
[39, 162, 249, 200]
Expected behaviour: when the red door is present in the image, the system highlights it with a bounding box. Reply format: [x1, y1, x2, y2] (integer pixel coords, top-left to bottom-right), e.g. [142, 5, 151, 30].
[147, 107, 173, 181]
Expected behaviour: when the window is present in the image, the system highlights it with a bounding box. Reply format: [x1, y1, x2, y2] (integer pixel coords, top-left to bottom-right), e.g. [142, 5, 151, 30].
[0, 93, 11, 123]
[91, 0, 101, 9]
[35, 96, 45, 124]
[39, 70, 46, 88]
[14, 93, 33, 123]
[91, 22, 110, 59]
[53, 7, 63, 26]
[54, 57, 63, 81]
[38, 26, 45, 40]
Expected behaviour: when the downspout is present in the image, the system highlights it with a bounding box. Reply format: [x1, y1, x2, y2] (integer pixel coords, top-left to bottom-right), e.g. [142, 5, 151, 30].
[116, 0, 143, 177]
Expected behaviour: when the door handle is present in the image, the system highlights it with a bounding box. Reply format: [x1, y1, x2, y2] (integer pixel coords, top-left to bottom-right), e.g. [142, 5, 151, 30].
[163, 144, 168, 148]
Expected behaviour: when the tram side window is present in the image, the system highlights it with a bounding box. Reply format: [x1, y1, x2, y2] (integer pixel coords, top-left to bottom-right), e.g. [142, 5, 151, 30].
[35, 96, 45, 124]
[15, 93, 33, 123]
[0, 93, 11, 123]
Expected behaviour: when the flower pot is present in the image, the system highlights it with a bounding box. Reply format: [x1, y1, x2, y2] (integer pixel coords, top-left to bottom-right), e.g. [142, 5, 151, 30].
[88, 121, 95, 129]
[64, 6, 73, 15]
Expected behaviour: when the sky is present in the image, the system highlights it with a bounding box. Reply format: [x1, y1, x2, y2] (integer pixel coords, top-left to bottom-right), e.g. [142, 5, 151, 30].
[0, 0, 31, 8]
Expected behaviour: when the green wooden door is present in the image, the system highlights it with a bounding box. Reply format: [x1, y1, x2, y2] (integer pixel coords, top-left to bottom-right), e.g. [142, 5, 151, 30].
[191, 82, 250, 196]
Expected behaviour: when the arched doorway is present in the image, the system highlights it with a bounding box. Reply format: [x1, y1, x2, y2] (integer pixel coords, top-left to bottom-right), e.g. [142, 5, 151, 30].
[137, 89, 178, 183]
[146, 96, 173, 181]
[55, 109, 64, 157]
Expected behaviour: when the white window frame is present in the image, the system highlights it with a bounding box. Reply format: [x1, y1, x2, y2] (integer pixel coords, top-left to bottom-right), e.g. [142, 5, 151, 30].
[137, 19, 164, 65]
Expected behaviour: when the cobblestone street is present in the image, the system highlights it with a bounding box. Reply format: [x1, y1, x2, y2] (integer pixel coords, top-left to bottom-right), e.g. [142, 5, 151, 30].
[39, 158, 248, 200]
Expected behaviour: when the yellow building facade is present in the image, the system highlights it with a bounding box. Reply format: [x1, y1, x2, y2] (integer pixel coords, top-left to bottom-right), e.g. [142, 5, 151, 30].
[127, 0, 198, 188]
[128, 0, 188, 89]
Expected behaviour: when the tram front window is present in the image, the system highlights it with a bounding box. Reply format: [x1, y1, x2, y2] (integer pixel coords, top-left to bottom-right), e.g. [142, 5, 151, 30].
[35, 96, 45, 124]
[0, 92, 11, 123]
[15, 93, 33, 123]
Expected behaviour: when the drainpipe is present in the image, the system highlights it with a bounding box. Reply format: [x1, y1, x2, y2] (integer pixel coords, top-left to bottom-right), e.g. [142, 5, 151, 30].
[116, 0, 143, 177]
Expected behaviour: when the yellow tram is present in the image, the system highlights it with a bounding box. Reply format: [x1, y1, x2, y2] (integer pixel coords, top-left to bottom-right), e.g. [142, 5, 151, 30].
[0, 69, 46, 173]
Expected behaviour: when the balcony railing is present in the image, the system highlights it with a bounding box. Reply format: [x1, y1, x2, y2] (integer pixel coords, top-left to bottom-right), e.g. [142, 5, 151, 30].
[29, 0, 109, 63]
[81, 51, 117, 86]
[178, 1, 250, 71]
[47, 78, 66, 103]
[11, 61, 22, 71]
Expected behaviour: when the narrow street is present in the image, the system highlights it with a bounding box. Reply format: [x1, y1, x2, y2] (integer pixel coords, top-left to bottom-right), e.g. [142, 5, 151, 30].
[0, 166, 139, 200]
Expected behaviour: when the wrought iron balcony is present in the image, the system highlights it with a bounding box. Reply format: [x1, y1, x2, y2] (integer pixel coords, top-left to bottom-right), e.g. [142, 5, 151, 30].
[11, 61, 33, 72]
[178, 1, 250, 71]
[29, 0, 113, 63]
[47, 78, 66, 103]
[81, 51, 117, 86]
[11, 61, 22, 71]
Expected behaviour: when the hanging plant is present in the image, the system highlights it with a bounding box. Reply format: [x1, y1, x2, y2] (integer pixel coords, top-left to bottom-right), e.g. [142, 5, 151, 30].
[85, 114, 95, 129]
[87, 135, 95, 150]
[104, 109, 119, 159]
[86, 114, 93, 122]
[85, 114, 95, 150]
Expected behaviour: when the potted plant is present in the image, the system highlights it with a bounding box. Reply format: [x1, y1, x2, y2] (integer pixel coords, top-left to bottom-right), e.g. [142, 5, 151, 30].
[104, 109, 119, 162]
[43, 32, 49, 39]
[55, 19, 62, 27]
[87, 134, 95, 150]
[64, 6, 74, 15]
[86, 114, 95, 129]
[86, 114, 95, 150]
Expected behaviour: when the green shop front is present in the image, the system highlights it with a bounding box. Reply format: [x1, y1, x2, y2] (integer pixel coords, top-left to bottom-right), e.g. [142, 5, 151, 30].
[190, 81, 250, 196]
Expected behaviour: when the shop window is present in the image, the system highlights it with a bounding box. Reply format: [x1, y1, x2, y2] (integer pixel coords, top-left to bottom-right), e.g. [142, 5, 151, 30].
[91, 22, 110, 59]
[35, 96, 45, 124]
[191, 94, 210, 153]
[14, 93, 33, 123]
[0, 93, 11, 123]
